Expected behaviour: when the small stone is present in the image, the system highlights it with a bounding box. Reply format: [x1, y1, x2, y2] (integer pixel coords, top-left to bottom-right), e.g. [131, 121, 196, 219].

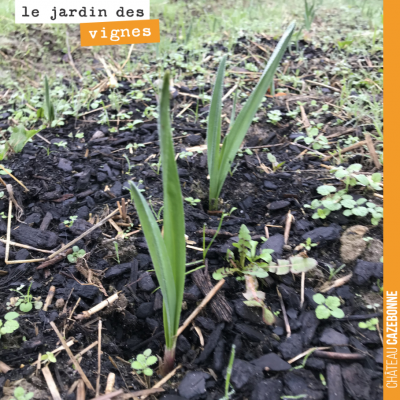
[278, 333, 303, 360]
[300, 311, 320, 347]
[342, 363, 371, 400]
[177, 335, 191, 353]
[340, 225, 369, 263]
[235, 324, 265, 342]
[305, 357, 325, 370]
[362, 239, 383, 262]
[230, 359, 261, 391]
[178, 371, 209, 399]
[283, 369, 324, 400]
[138, 272, 156, 292]
[264, 181, 277, 190]
[268, 200, 290, 211]
[279, 284, 300, 310]
[55, 298, 65, 309]
[260, 234, 284, 261]
[57, 158, 73, 172]
[353, 260, 383, 285]
[90, 130, 105, 141]
[104, 263, 132, 279]
[136, 302, 154, 319]
[251, 379, 283, 400]
[320, 328, 349, 346]
[251, 353, 291, 372]
[234, 300, 262, 324]
[302, 223, 341, 243]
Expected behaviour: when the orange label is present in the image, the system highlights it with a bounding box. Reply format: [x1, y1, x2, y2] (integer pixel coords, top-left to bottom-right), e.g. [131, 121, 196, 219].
[385, 0, 399, 398]
[80, 19, 160, 46]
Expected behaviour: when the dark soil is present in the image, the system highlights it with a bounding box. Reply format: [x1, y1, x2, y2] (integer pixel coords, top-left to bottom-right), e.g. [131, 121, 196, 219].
[0, 37, 383, 400]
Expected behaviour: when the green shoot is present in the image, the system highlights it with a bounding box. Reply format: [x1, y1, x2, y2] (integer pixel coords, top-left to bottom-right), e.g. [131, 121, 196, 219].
[9, 283, 42, 313]
[220, 344, 236, 400]
[358, 318, 379, 331]
[12, 387, 34, 400]
[131, 349, 158, 376]
[0, 312, 20, 338]
[313, 294, 344, 319]
[185, 197, 201, 207]
[63, 215, 78, 228]
[207, 23, 295, 210]
[128, 72, 186, 374]
[67, 246, 86, 263]
[113, 241, 120, 264]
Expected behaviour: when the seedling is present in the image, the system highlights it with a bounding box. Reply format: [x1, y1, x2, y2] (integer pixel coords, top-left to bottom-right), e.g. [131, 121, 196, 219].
[0, 212, 13, 219]
[267, 153, 285, 172]
[129, 73, 186, 373]
[220, 344, 236, 400]
[185, 197, 201, 206]
[299, 238, 318, 251]
[41, 351, 57, 364]
[12, 387, 34, 400]
[313, 294, 344, 319]
[126, 143, 145, 151]
[131, 349, 158, 376]
[63, 215, 78, 228]
[67, 246, 86, 263]
[267, 110, 282, 125]
[303, 0, 317, 30]
[203, 208, 237, 261]
[53, 141, 67, 148]
[326, 263, 346, 281]
[0, 312, 20, 338]
[213, 225, 317, 325]
[358, 318, 379, 331]
[113, 241, 120, 264]
[207, 23, 295, 210]
[123, 154, 134, 175]
[9, 283, 42, 312]
[1, 125, 40, 160]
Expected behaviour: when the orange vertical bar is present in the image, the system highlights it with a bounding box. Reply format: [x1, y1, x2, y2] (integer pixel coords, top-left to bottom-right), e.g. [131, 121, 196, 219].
[384, 0, 399, 398]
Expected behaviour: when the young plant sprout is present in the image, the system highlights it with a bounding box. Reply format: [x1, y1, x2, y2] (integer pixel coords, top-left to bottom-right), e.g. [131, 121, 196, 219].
[0, 312, 19, 338]
[63, 215, 78, 228]
[220, 344, 236, 400]
[41, 352, 57, 364]
[12, 387, 34, 400]
[300, 238, 318, 251]
[185, 197, 201, 206]
[358, 318, 379, 331]
[128, 72, 186, 374]
[9, 283, 42, 312]
[213, 225, 317, 325]
[207, 23, 295, 210]
[313, 294, 344, 319]
[67, 246, 86, 263]
[131, 349, 158, 376]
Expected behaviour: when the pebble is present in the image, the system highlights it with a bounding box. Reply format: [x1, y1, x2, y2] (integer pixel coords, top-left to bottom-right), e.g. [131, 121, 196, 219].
[138, 272, 156, 292]
[320, 328, 349, 346]
[301, 223, 341, 243]
[353, 260, 383, 285]
[283, 369, 324, 400]
[58, 158, 73, 172]
[135, 302, 154, 319]
[268, 200, 290, 211]
[263, 180, 277, 190]
[104, 262, 132, 279]
[260, 234, 284, 260]
[278, 333, 303, 360]
[178, 371, 209, 399]
[230, 359, 262, 391]
[251, 353, 291, 371]
[251, 379, 283, 400]
[342, 363, 371, 400]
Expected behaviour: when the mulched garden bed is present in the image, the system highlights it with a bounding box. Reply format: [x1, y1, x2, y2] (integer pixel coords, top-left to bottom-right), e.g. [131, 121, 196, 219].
[0, 37, 383, 400]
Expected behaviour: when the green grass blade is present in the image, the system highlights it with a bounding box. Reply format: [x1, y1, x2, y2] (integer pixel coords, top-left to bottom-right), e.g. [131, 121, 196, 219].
[207, 56, 226, 208]
[215, 23, 295, 200]
[128, 181, 176, 348]
[158, 72, 186, 339]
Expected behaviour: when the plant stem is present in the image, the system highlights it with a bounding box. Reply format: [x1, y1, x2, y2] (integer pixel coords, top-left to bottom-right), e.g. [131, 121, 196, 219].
[163, 347, 176, 375]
